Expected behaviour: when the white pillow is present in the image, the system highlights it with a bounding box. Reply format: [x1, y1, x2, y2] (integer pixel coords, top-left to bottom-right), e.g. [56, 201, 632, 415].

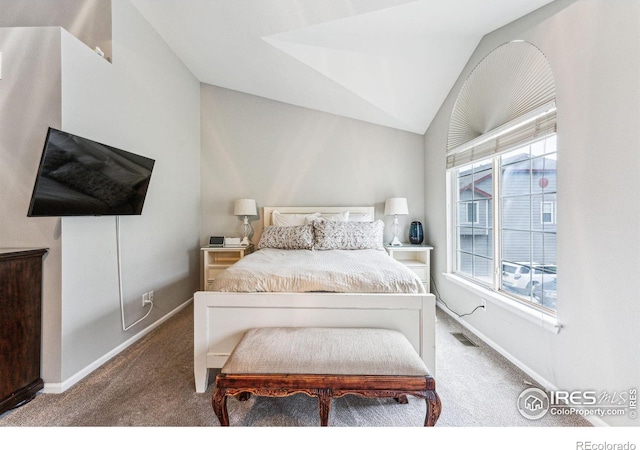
[272, 210, 321, 227]
[349, 213, 373, 222]
[272, 210, 349, 226]
[308, 211, 350, 223]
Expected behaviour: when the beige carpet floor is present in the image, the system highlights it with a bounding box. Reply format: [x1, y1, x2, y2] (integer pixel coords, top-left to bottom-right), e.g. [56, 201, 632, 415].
[0, 302, 591, 427]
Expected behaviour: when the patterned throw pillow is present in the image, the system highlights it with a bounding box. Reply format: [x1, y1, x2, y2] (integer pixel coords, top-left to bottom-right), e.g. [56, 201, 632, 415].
[257, 224, 315, 250]
[313, 220, 384, 250]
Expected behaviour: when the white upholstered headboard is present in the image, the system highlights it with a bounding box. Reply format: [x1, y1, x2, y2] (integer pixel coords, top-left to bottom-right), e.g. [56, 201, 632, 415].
[263, 206, 375, 227]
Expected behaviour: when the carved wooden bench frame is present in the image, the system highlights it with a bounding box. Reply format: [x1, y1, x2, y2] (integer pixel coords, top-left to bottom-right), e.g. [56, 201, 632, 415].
[212, 373, 441, 426]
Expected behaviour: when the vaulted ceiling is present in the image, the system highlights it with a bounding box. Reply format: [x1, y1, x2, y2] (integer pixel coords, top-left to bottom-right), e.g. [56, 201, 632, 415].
[131, 0, 554, 135]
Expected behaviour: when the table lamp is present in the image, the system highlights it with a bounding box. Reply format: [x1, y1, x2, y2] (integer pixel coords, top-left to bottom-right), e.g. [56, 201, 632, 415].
[384, 198, 408, 246]
[234, 199, 257, 246]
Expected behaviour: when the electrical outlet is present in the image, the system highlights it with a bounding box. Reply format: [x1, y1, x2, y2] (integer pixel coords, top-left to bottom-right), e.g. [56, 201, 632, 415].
[148, 290, 154, 302]
[480, 298, 487, 311]
[142, 292, 149, 307]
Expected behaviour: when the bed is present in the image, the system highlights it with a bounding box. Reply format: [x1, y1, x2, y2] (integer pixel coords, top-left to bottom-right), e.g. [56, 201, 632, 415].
[193, 206, 436, 393]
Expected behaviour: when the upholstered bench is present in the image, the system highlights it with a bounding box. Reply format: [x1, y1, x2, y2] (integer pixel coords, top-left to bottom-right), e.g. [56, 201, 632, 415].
[211, 327, 441, 426]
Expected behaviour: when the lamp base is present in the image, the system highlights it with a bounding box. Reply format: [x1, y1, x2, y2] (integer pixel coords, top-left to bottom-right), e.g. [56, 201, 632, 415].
[240, 236, 251, 247]
[389, 236, 402, 246]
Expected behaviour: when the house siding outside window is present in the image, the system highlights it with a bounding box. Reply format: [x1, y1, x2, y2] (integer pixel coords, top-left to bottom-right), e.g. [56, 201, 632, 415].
[453, 134, 557, 312]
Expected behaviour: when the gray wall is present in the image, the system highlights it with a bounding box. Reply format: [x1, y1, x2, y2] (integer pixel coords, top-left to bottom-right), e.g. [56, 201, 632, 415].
[200, 84, 425, 247]
[424, 0, 639, 426]
[0, 26, 64, 383]
[0, 1, 200, 388]
[56, 1, 200, 384]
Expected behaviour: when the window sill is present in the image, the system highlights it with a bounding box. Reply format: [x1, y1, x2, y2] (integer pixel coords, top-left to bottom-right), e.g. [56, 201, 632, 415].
[442, 273, 561, 334]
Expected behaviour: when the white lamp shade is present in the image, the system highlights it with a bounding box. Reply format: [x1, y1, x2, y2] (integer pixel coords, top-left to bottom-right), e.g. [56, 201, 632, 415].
[234, 198, 257, 216]
[384, 198, 408, 216]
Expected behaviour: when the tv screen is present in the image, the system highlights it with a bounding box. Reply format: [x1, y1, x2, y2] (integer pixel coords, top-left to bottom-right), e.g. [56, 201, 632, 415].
[27, 128, 155, 217]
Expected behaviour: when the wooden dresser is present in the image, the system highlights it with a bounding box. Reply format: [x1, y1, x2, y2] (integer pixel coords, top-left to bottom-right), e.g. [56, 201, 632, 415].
[0, 248, 47, 415]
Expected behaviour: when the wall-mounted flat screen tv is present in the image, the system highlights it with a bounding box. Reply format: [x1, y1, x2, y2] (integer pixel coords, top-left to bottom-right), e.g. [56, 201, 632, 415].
[27, 128, 155, 217]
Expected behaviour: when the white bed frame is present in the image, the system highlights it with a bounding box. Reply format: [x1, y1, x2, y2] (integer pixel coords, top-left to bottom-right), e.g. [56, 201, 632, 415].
[194, 206, 436, 393]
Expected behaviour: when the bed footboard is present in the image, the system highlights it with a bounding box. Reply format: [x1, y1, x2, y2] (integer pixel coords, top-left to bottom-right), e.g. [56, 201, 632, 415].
[194, 291, 436, 393]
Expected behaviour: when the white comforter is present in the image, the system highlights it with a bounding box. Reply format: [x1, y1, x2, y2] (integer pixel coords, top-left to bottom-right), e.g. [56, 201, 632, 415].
[210, 248, 425, 294]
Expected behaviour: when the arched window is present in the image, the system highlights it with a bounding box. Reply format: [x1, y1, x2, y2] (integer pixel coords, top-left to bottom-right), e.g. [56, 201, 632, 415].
[446, 41, 558, 313]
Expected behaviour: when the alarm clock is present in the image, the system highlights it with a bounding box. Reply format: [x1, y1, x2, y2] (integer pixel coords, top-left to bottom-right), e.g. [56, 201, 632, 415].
[208, 236, 224, 247]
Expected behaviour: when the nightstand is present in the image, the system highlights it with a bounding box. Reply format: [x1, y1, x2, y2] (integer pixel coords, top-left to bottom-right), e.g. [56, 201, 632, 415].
[201, 245, 253, 290]
[385, 244, 433, 292]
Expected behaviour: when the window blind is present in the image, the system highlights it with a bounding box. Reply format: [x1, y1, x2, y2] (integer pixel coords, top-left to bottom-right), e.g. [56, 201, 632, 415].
[446, 103, 556, 169]
[446, 41, 556, 169]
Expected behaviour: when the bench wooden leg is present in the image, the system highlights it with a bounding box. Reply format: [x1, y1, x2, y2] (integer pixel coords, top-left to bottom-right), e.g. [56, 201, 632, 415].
[316, 388, 332, 426]
[424, 391, 442, 427]
[394, 395, 409, 404]
[212, 388, 229, 426]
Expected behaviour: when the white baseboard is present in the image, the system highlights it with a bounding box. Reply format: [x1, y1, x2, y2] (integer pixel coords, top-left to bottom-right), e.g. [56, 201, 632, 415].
[436, 301, 607, 427]
[43, 298, 193, 394]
